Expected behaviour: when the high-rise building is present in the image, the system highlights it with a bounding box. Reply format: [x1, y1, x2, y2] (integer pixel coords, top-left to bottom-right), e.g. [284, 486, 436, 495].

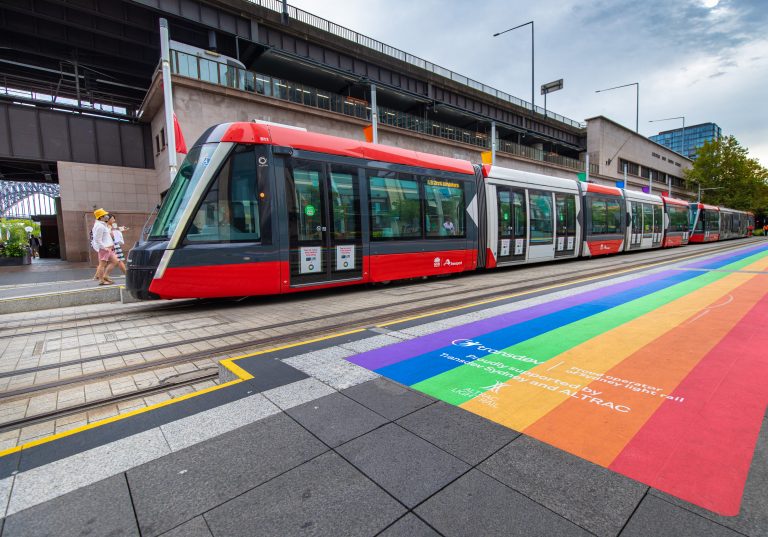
[649, 122, 722, 160]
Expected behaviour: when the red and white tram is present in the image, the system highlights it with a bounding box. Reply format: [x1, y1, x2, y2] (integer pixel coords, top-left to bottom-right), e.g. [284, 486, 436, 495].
[126, 123, 752, 300]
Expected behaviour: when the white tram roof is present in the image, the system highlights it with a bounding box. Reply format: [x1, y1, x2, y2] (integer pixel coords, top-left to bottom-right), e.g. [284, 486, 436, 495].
[623, 189, 663, 204]
[484, 165, 580, 193]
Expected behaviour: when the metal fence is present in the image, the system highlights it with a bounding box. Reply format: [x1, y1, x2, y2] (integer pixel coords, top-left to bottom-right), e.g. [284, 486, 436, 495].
[172, 49, 590, 173]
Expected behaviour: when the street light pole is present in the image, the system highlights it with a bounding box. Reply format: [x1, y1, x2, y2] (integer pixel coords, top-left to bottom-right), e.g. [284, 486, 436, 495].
[493, 21, 534, 113]
[649, 116, 685, 195]
[595, 82, 639, 132]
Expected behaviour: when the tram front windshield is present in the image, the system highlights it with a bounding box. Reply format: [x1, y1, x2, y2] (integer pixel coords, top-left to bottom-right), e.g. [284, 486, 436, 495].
[149, 143, 218, 239]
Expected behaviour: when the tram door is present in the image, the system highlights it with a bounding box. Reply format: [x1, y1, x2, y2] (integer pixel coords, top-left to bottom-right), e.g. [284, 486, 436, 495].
[527, 190, 556, 260]
[555, 193, 577, 257]
[496, 187, 526, 262]
[286, 160, 363, 286]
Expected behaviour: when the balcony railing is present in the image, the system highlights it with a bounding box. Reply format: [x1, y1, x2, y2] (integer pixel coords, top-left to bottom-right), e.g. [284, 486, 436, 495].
[171, 49, 591, 173]
[245, 0, 584, 129]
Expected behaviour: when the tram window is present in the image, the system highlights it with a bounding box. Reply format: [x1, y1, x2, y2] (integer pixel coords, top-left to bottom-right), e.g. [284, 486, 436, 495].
[654, 205, 663, 233]
[329, 165, 361, 241]
[529, 191, 553, 244]
[631, 203, 641, 232]
[706, 212, 720, 232]
[555, 194, 576, 236]
[369, 172, 421, 240]
[185, 146, 267, 243]
[668, 206, 688, 231]
[290, 162, 323, 242]
[642, 204, 653, 235]
[591, 198, 621, 234]
[498, 190, 513, 238]
[513, 191, 526, 238]
[424, 178, 464, 238]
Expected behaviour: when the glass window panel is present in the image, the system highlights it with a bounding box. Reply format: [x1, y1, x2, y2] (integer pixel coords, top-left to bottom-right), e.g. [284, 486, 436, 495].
[529, 191, 553, 244]
[591, 199, 607, 234]
[151, 143, 217, 239]
[631, 203, 641, 232]
[291, 164, 323, 242]
[369, 172, 421, 240]
[605, 199, 622, 234]
[643, 204, 653, 234]
[653, 205, 663, 233]
[185, 146, 265, 243]
[329, 166, 360, 241]
[513, 191, 526, 238]
[498, 190, 512, 238]
[424, 178, 464, 238]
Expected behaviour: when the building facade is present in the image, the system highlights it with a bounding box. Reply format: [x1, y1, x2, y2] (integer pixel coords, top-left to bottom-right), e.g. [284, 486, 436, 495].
[586, 116, 693, 197]
[649, 122, 722, 160]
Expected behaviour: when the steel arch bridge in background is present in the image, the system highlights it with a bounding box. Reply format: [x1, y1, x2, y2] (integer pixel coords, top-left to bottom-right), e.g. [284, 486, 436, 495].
[0, 181, 60, 217]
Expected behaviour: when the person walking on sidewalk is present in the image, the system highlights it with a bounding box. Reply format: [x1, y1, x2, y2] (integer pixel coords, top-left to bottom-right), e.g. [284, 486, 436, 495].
[91, 208, 117, 285]
[107, 214, 128, 274]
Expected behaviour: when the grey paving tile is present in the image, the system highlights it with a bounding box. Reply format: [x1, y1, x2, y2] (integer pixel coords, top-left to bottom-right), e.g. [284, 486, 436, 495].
[159, 516, 213, 537]
[0, 477, 12, 519]
[2, 474, 138, 537]
[621, 495, 742, 537]
[204, 451, 405, 537]
[336, 423, 469, 508]
[397, 401, 519, 465]
[649, 414, 768, 536]
[339, 334, 405, 353]
[378, 514, 441, 537]
[283, 346, 379, 390]
[342, 378, 435, 420]
[128, 413, 327, 537]
[479, 435, 646, 537]
[286, 392, 389, 448]
[160, 392, 281, 451]
[261, 377, 336, 410]
[415, 469, 591, 537]
[7, 428, 171, 516]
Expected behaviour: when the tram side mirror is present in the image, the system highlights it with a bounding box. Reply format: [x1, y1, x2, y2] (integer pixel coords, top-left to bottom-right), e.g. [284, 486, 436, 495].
[181, 166, 194, 180]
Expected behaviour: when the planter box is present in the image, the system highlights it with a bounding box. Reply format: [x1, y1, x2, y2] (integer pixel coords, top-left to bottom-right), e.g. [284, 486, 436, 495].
[0, 253, 31, 266]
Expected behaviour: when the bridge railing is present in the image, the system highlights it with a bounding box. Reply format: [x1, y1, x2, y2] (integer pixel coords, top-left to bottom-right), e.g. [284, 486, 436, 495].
[171, 49, 591, 173]
[245, 0, 584, 128]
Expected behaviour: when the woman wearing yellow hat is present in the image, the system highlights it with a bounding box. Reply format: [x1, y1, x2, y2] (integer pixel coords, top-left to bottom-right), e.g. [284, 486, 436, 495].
[91, 208, 117, 285]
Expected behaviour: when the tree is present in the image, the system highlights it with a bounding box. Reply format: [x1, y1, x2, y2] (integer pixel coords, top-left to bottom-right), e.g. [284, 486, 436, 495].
[684, 135, 768, 215]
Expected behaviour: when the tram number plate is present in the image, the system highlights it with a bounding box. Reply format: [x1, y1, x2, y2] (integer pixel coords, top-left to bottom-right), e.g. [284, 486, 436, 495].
[500, 239, 510, 256]
[300, 247, 322, 274]
[336, 245, 355, 270]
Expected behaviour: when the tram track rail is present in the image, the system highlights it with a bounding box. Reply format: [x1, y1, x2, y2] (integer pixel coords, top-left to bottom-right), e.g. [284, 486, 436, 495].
[0, 238, 759, 411]
[0, 368, 219, 434]
[1, 238, 757, 341]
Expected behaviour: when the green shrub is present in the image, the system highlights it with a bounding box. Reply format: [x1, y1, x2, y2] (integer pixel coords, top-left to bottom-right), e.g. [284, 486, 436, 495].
[753, 228, 764, 236]
[0, 218, 40, 258]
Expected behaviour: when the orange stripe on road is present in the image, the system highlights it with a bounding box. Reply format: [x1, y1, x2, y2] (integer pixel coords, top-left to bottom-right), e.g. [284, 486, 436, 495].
[522, 273, 767, 466]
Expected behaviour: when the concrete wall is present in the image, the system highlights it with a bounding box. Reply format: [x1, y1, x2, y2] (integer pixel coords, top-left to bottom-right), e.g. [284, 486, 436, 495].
[57, 162, 161, 262]
[586, 117, 692, 195]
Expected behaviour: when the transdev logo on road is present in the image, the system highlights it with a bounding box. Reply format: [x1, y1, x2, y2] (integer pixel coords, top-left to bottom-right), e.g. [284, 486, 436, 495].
[451, 339, 543, 364]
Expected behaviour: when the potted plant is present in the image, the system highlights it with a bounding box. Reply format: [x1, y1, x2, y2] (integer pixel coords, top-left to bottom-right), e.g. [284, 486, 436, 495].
[0, 218, 38, 266]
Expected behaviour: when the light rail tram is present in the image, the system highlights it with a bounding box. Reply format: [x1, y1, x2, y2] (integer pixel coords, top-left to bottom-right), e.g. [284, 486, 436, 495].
[126, 122, 753, 300]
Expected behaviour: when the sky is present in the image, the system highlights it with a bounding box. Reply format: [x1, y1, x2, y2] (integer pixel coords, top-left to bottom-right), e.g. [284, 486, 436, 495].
[286, 0, 768, 166]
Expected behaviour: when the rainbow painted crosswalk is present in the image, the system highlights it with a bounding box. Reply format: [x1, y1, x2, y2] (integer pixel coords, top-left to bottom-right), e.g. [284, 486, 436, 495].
[349, 244, 768, 515]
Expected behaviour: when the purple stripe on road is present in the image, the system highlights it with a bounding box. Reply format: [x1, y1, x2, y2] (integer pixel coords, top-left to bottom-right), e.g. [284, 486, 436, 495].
[349, 268, 678, 370]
